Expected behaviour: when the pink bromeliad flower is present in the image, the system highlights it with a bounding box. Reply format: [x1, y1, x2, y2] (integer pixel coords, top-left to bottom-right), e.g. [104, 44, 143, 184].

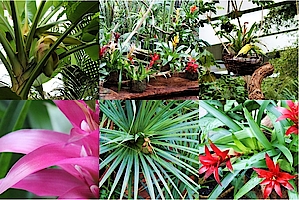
[0, 100, 99, 199]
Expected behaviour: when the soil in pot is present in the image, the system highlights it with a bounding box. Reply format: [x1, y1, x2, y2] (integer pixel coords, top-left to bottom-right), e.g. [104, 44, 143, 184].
[160, 65, 170, 72]
[130, 80, 146, 93]
[106, 71, 128, 85]
[185, 72, 198, 81]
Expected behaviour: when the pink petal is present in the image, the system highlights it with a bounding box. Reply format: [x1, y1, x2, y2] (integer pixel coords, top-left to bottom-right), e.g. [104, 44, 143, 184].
[274, 182, 282, 197]
[280, 181, 295, 190]
[12, 168, 84, 197]
[0, 129, 69, 154]
[55, 100, 99, 132]
[59, 185, 98, 199]
[69, 129, 99, 157]
[263, 181, 274, 199]
[0, 143, 85, 194]
[54, 100, 87, 129]
[58, 156, 99, 183]
[199, 166, 208, 174]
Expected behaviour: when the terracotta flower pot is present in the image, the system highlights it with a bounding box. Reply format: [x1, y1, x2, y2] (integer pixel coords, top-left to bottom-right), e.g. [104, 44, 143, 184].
[185, 71, 198, 81]
[130, 80, 146, 93]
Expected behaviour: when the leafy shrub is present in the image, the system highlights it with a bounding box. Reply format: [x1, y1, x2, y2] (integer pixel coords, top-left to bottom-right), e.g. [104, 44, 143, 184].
[199, 75, 248, 101]
[262, 46, 298, 99]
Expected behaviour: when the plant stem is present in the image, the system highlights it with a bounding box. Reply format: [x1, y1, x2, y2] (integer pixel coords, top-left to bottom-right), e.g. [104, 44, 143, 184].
[10, 1, 27, 68]
[18, 17, 83, 99]
[25, 1, 46, 54]
[122, 0, 155, 47]
[58, 42, 98, 60]
[166, 0, 175, 34]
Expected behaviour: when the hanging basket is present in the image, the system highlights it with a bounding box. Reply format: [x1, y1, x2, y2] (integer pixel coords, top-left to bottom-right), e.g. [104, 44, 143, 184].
[222, 54, 263, 76]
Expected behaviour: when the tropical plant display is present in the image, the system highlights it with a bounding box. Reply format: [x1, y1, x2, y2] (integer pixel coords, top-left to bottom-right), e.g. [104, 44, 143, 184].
[100, 0, 218, 95]
[215, 20, 266, 57]
[198, 100, 298, 199]
[99, 99, 298, 199]
[0, 0, 99, 100]
[0, 100, 99, 198]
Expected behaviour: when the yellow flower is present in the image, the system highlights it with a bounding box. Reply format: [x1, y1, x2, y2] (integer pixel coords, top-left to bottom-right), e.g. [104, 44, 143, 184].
[172, 34, 179, 48]
[175, 8, 181, 22]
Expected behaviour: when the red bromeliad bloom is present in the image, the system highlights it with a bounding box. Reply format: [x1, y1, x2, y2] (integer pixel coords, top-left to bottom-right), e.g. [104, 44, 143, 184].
[190, 5, 197, 13]
[186, 57, 199, 73]
[113, 32, 121, 43]
[253, 154, 296, 199]
[149, 53, 160, 68]
[199, 142, 233, 185]
[99, 45, 109, 58]
[276, 100, 298, 135]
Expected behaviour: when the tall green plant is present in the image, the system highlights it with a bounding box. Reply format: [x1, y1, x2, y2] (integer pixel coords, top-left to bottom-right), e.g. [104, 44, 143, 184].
[100, 100, 200, 199]
[0, 1, 98, 99]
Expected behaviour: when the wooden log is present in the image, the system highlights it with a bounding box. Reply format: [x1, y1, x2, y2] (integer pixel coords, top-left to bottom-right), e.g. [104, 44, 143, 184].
[248, 62, 274, 99]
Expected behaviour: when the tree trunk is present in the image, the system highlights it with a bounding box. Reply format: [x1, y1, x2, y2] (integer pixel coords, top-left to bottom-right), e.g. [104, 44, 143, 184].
[248, 62, 274, 99]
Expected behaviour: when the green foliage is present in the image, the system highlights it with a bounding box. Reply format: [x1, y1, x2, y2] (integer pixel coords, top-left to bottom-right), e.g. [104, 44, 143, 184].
[199, 75, 248, 101]
[100, 100, 200, 199]
[262, 46, 298, 100]
[261, 2, 298, 34]
[199, 100, 298, 199]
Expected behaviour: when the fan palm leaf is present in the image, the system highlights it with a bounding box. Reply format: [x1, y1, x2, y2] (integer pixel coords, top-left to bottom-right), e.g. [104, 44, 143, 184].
[100, 100, 200, 199]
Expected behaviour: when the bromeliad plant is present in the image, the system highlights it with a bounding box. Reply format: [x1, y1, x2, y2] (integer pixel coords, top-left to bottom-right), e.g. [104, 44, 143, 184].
[0, 1, 98, 99]
[215, 18, 266, 57]
[0, 100, 99, 198]
[100, 100, 201, 199]
[198, 100, 298, 199]
[154, 39, 188, 72]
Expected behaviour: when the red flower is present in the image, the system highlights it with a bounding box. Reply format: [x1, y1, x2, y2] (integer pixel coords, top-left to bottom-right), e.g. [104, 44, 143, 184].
[186, 57, 199, 73]
[253, 154, 296, 199]
[199, 142, 233, 185]
[190, 5, 197, 13]
[149, 53, 160, 67]
[113, 32, 121, 43]
[128, 56, 134, 64]
[276, 100, 298, 135]
[99, 45, 109, 58]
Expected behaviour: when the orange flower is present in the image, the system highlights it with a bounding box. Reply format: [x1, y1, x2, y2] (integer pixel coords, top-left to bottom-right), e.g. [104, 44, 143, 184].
[190, 5, 197, 13]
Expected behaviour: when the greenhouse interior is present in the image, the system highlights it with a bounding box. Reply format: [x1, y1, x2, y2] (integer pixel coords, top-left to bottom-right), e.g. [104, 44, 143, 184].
[0, 0, 298, 199]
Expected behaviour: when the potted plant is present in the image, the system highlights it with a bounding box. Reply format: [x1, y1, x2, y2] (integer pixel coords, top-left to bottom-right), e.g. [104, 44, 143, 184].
[185, 57, 199, 80]
[216, 20, 266, 75]
[124, 60, 156, 93]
